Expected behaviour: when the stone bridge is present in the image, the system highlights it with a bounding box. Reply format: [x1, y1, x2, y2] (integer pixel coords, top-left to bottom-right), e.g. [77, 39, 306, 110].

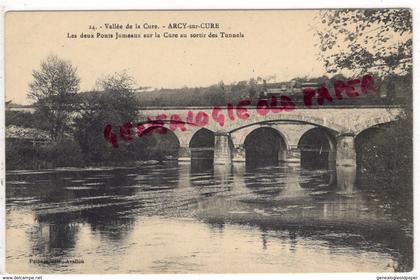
[135, 106, 402, 167]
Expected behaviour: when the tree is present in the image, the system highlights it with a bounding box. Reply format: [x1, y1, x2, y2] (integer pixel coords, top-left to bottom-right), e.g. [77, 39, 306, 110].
[317, 10, 413, 230]
[316, 9, 412, 79]
[73, 71, 140, 164]
[28, 55, 80, 141]
[316, 9, 413, 103]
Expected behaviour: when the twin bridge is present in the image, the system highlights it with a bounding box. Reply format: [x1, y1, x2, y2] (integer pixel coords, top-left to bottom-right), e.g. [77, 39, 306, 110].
[136, 105, 402, 167]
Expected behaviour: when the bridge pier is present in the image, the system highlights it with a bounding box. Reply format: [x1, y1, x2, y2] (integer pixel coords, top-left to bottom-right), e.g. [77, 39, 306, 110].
[336, 134, 356, 167]
[214, 131, 232, 165]
[285, 146, 301, 164]
[232, 145, 246, 162]
[178, 146, 191, 161]
[278, 147, 287, 162]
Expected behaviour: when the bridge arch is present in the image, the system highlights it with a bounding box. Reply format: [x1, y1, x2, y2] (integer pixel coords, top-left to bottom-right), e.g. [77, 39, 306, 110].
[298, 127, 336, 169]
[189, 128, 215, 160]
[136, 126, 180, 160]
[231, 123, 290, 151]
[228, 115, 344, 135]
[244, 127, 288, 165]
[354, 117, 399, 137]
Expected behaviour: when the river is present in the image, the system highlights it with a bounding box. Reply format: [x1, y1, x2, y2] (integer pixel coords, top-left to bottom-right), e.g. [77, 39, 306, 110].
[6, 161, 413, 273]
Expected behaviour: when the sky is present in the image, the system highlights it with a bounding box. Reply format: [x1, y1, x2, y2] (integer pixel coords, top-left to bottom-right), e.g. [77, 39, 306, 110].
[6, 10, 327, 105]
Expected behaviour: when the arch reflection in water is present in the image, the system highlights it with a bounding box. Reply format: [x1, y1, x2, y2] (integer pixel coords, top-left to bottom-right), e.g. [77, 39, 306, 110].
[298, 168, 336, 190]
[138, 161, 180, 191]
[298, 127, 336, 169]
[190, 161, 233, 197]
[190, 128, 218, 193]
[244, 127, 287, 167]
[244, 165, 286, 197]
[298, 166, 356, 194]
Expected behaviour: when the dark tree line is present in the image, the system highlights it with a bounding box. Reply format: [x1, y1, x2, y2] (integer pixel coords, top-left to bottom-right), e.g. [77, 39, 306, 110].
[131, 74, 410, 107]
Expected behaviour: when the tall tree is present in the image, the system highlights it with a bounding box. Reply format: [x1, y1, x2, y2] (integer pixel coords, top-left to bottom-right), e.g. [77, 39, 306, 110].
[28, 55, 80, 141]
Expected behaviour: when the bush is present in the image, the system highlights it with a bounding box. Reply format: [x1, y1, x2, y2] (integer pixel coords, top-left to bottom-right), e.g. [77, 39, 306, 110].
[356, 112, 412, 185]
[37, 139, 84, 167]
[6, 140, 38, 170]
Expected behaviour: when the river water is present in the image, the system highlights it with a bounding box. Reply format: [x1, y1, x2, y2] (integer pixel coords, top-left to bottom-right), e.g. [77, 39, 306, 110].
[6, 161, 412, 273]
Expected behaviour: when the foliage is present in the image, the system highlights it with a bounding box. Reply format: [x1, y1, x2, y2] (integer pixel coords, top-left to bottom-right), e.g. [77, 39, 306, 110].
[28, 55, 80, 141]
[6, 140, 37, 170]
[316, 9, 412, 78]
[37, 139, 84, 167]
[317, 9, 412, 176]
[132, 78, 263, 107]
[73, 72, 141, 164]
[356, 107, 412, 220]
[6, 139, 84, 169]
[357, 117, 412, 181]
[318, 9, 413, 225]
[6, 111, 39, 128]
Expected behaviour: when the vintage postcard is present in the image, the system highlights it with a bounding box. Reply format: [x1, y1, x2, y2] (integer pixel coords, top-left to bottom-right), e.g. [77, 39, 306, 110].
[3, 9, 413, 274]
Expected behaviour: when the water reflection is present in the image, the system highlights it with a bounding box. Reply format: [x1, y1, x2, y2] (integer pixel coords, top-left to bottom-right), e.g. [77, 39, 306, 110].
[337, 166, 357, 193]
[190, 158, 213, 174]
[299, 168, 336, 189]
[244, 165, 286, 197]
[6, 162, 412, 273]
[32, 214, 79, 258]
